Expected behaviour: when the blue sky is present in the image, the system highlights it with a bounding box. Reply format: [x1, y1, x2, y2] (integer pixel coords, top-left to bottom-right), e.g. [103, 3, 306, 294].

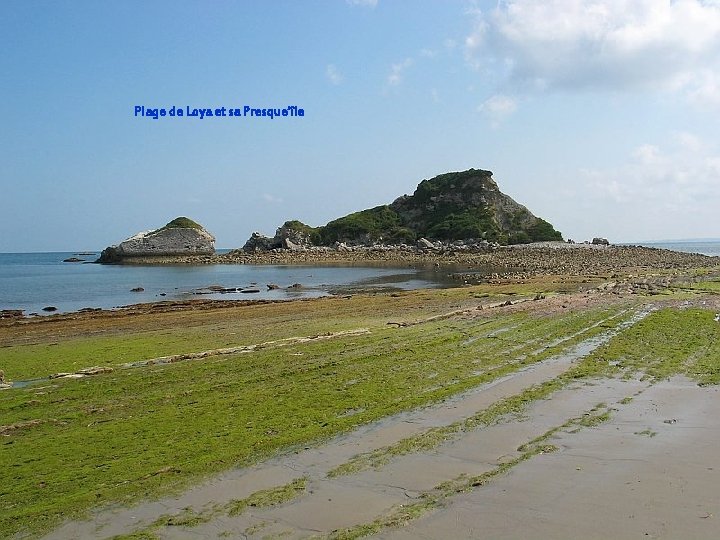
[1, 0, 719, 251]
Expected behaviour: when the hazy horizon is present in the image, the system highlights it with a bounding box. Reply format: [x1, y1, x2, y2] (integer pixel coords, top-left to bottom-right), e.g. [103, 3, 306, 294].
[2, 1, 719, 252]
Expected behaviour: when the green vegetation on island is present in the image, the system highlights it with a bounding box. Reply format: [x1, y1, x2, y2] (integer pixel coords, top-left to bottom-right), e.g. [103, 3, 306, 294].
[252, 169, 563, 249]
[155, 216, 204, 232]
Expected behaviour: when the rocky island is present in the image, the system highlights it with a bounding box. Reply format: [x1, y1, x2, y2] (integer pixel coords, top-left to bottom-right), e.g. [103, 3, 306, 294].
[242, 168, 562, 252]
[97, 217, 215, 263]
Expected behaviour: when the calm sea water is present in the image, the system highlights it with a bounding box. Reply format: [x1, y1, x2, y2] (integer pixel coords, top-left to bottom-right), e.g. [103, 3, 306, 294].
[630, 240, 720, 257]
[2, 241, 718, 315]
[0, 252, 456, 315]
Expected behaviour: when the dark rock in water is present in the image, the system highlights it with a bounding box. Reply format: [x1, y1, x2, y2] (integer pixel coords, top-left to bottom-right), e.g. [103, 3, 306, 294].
[97, 217, 215, 263]
[267, 283, 280, 290]
[240, 288, 261, 294]
[63, 257, 84, 263]
[288, 283, 303, 289]
[592, 237, 610, 245]
[130, 287, 145, 292]
[42, 306, 57, 312]
[0, 309, 24, 319]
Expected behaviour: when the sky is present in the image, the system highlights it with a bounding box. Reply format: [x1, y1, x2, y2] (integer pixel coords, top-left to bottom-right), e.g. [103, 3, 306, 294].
[1, 0, 719, 251]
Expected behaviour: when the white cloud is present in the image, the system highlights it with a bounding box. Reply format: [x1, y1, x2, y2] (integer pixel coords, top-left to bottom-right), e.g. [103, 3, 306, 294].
[560, 132, 720, 242]
[346, 0, 377, 7]
[583, 133, 720, 211]
[387, 58, 413, 86]
[478, 94, 518, 125]
[326, 64, 343, 85]
[464, 0, 720, 103]
[262, 193, 283, 204]
[684, 69, 720, 108]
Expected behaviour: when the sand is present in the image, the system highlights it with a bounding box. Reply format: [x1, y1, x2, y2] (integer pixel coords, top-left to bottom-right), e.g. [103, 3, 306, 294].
[378, 378, 720, 540]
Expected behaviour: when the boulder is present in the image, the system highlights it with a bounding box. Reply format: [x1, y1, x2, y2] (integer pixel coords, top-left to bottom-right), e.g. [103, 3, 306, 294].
[417, 237, 437, 250]
[592, 237, 610, 246]
[283, 238, 303, 251]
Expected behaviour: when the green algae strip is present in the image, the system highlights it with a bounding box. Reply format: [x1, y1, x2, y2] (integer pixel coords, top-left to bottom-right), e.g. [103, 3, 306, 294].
[111, 478, 308, 539]
[584, 308, 720, 384]
[0, 286, 549, 381]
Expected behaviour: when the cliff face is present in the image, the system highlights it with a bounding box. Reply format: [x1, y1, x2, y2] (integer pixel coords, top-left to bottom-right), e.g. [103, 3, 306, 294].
[98, 217, 215, 263]
[246, 169, 561, 249]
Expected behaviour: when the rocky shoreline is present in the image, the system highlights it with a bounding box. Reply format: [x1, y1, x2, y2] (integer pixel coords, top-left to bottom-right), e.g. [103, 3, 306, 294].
[100, 243, 719, 276]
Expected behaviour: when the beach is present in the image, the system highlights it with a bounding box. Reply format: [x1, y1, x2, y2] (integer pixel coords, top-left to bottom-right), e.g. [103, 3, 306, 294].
[2, 246, 720, 538]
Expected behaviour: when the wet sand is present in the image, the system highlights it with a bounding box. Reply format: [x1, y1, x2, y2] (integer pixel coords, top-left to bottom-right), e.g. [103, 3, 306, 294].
[379, 378, 720, 540]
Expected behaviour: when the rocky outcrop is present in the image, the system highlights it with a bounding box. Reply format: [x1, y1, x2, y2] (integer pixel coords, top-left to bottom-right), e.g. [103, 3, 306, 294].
[275, 221, 313, 248]
[242, 232, 277, 252]
[242, 221, 314, 253]
[388, 169, 561, 244]
[241, 169, 562, 251]
[98, 217, 215, 263]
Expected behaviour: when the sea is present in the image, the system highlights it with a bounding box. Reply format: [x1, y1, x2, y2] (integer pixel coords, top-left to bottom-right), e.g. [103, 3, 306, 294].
[1, 240, 718, 315]
[627, 239, 720, 257]
[0, 251, 458, 315]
